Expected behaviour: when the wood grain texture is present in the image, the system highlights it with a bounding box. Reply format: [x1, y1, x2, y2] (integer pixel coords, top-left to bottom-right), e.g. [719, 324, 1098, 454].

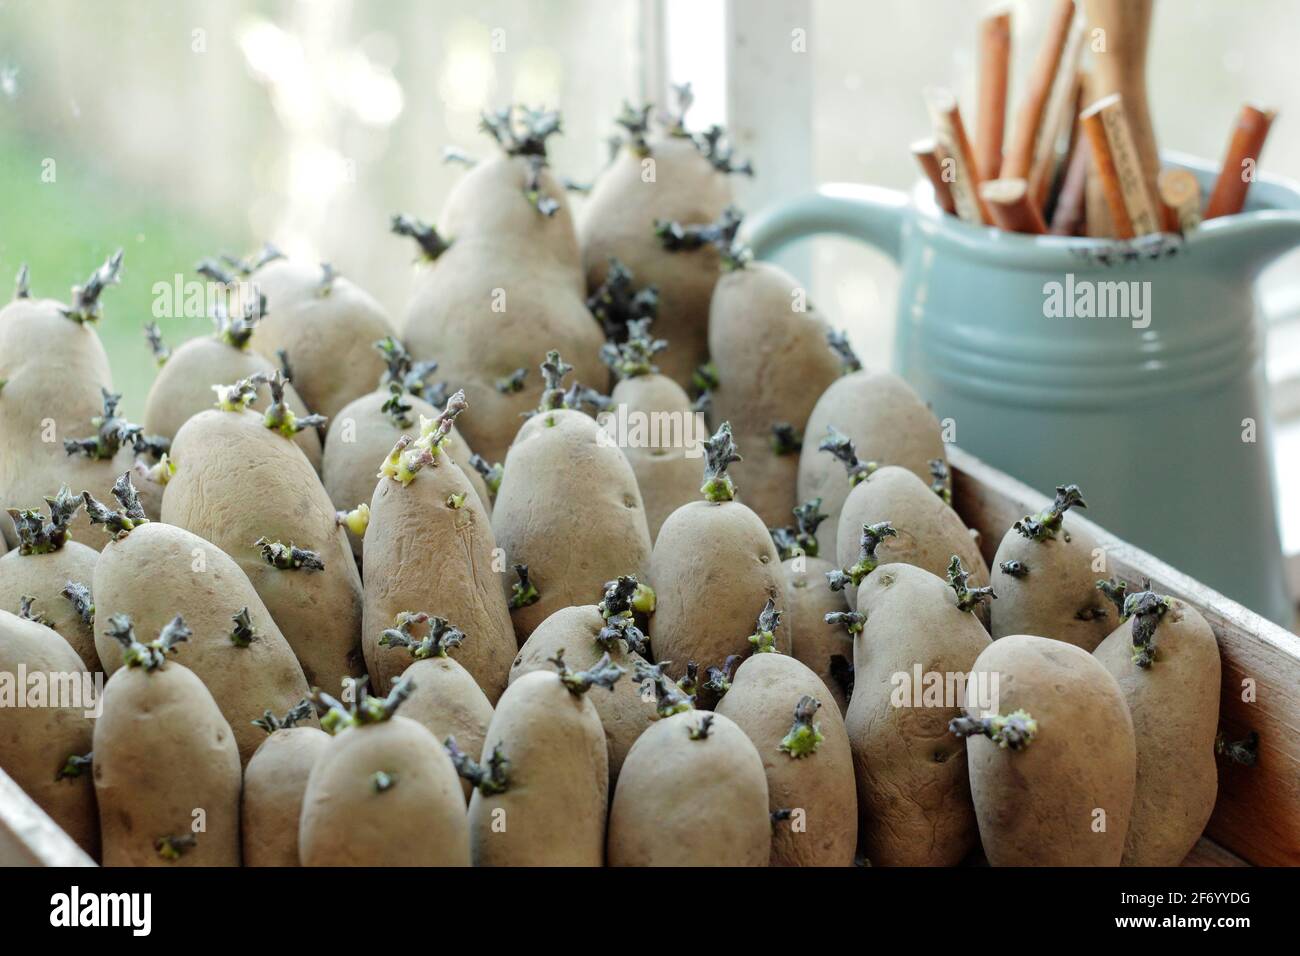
[1083, 0, 1159, 236]
[950, 444, 1300, 866]
[0, 767, 95, 867]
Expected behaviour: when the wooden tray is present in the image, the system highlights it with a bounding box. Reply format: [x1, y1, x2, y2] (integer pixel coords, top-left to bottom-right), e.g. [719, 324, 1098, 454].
[2, 446, 1295, 866]
[951, 446, 1299, 867]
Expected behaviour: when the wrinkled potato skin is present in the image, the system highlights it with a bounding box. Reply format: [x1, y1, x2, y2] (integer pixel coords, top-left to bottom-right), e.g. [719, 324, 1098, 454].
[649, 499, 787, 680]
[93, 661, 242, 866]
[1094, 600, 1220, 865]
[510, 605, 658, 783]
[0, 610, 98, 857]
[607, 374, 702, 541]
[581, 136, 733, 388]
[323, 389, 488, 560]
[0, 299, 136, 551]
[363, 460, 514, 702]
[709, 262, 842, 527]
[163, 409, 364, 693]
[0, 541, 99, 669]
[242, 726, 330, 867]
[990, 515, 1113, 651]
[714, 654, 857, 866]
[143, 335, 321, 468]
[468, 671, 608, 866]
[781, 556, 851, 714]
[299, 716, 469, 866]
[608, 710, 770, 866]
[492, 409, 652, 642]
[397, 656, 493, 802]
[835, 466, 988, 613]
[965, 634, 1136, 866]
[247, 259, 395, 422]
[797, 370, 946, 558]
[92, 522, 317, 764]
[848, 564, 990, 865]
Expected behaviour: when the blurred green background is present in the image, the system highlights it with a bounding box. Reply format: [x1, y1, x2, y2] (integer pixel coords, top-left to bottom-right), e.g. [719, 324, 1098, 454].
[0, 0, 637, 418]
[3, 0, 1298, 427]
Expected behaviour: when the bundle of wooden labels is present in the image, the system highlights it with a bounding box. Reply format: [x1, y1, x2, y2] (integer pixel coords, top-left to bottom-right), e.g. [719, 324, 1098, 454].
[914, 0, 1276, 238]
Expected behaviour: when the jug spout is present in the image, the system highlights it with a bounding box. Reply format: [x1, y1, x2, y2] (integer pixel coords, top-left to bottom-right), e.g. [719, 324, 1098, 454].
[744, 183, 910, 263]
[1199, 211, 1300, 279]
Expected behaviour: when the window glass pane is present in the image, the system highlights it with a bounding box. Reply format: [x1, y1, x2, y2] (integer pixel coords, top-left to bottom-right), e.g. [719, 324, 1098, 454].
[0, 0, 639, 415]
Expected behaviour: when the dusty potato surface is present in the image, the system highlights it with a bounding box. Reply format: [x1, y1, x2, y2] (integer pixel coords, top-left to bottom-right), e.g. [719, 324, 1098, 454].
[510, 604, 659, 784]
[144, 335, 321, 468]
[964, 634, 1136, 866]
[468, 670, 609, 866]
[1094, 599, 1221, 865]
[0, 541, 99, 669]
[0, 609, 99, 857]
[848, 563, 990, 866]
[649, 498, 786, 679]
[492, 408, 652, 641]
[242, 726, 329, 867]
[797, 369, 946, 558]
[715, 653, 857, 866]
[163, 408, 364, 694]
[608, 709, 770, 866]
[94, 661, 242, 866]
[299, 715, 469, 866]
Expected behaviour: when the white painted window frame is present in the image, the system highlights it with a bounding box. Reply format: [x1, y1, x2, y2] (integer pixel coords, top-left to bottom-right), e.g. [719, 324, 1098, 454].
[639, 0, 815, 266]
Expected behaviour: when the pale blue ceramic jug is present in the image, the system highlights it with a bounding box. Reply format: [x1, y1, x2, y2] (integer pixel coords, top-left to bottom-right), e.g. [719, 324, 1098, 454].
[746, 153, 1300, 625]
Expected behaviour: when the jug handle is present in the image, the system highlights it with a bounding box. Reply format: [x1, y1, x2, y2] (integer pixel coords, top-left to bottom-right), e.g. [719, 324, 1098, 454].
[743, 183, 911, 262]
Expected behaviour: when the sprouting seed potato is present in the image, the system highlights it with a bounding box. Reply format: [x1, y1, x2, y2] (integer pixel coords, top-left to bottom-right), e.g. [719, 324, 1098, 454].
[990, 484, 1115, 650]
[0, 254, 145, 551]
[848, 562, 992, 866]
[0, 609, 99, 858]
[1093, 590, 1221, 866]
[581, 88, 747, 389]
[381, 616, 494, 802]
[492, 353, 652, 643]
[956, 633, 1137, 866]
[833, 465, 988, 613]
[93, 616, 243, 866]
[650, 423, 787, 680]
[708, 256, 842, 528]
[608, 708, 770, 867]
[89, 515, 316, 765]
[509, 589, 659, 784]
[244, 254, 396, 422]
[0, 486, 100, 668]
[713, 652, 857, 867]
[466, 657, 617, 866]
[395, 109, 604, 464]
[144, 333, 321, 469]
[299, 678, 470, 867]
[362, 391, 516, 702]
[241, 704, 329, 867]
[324, 377, 489, 561]
[780, 555, 853, 714]
[162, 389, 364, 693]
[798, 368, 947, 558]
[602, 319, 703, 541]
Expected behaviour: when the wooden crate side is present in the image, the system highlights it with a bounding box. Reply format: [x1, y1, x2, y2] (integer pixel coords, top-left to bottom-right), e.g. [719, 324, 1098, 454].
[0, 767, 95, 867]
[950, 445, 1300, 866]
